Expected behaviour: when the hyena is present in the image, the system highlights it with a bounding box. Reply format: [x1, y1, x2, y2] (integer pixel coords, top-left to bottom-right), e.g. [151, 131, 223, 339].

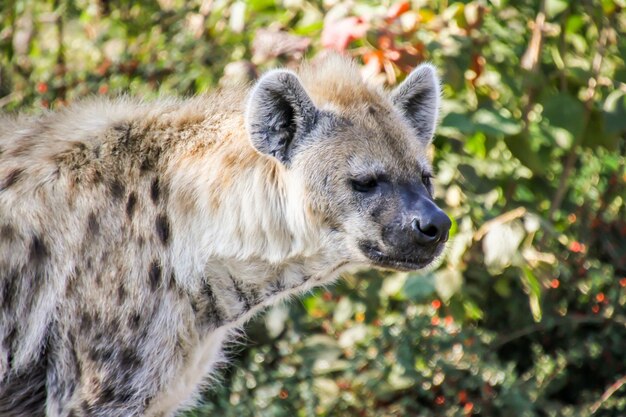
[0, 56, 450, 416]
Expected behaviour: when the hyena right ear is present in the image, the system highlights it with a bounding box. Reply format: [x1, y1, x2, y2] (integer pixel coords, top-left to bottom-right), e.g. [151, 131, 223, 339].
[390, 63, 441, 146]
[245, 70, 318, 165]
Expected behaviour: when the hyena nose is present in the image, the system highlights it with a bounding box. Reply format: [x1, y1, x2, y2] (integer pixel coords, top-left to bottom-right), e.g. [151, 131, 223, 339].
[410, 205, 451, 245]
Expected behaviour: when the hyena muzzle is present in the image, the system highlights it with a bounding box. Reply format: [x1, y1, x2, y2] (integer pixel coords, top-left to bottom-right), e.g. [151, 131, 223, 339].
[0, 55, 450, 416]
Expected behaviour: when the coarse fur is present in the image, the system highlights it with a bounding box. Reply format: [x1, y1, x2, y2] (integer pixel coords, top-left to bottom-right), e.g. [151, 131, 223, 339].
[0, 55, 448, 416]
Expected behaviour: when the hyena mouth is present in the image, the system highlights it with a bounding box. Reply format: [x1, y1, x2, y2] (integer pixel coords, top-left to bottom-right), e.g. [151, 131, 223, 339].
[358, 241, 439, 272]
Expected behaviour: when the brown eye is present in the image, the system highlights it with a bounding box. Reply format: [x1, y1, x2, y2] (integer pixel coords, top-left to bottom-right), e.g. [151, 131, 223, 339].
[351, 177, 379, 193]
[422, 173, 433, 194]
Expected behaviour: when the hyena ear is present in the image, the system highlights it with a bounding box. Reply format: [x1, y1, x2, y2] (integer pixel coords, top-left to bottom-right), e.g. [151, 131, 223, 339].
[245, 70, 318, 165]
[390, 63, 441, 145]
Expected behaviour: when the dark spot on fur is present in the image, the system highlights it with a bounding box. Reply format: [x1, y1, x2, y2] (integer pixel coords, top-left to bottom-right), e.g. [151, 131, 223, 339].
[119, 347, 142, 369]
[168, 272, 176, 289]
[1, 326, 16, 358]
[149, 261, 161, 291]
[87, 212, 99, 235]
[368, 105, 377, 115]
[196, 280, 224, 328]
[80, 312, 93, 333]
[1, 168, 24, 190]
[114, 122, 132, 146]
[150, 178, 160, 203]
[0, 343, 47, 416]
[155, 214, 170, 245]
[65, 267, 79, 297]
[93, 145, 101, 158]
[140, 147, 162, 173]
[89, 346, 114, 363]
[370, 202, 385, 220]
[126, 192, 137, 219]
[48, 349, 78, 411]
[91, 169, 103, 184]
[98, 386, 116, 404]
[117, 284, 126, 305]
[29, 235, 49, 263]
[229, 275, 252, 312]
[95, 273, 102, 287]
[267, 276, 285, 295]
[1, 224, 15, 240]
[0, 276, 12, 308]
[108, 179, 125, 200]
[129, 312, 141, 330]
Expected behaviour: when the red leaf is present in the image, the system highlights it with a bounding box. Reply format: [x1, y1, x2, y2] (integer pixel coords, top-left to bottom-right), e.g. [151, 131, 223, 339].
[322, 17, 369, 51]
[386, 1, 411, 21]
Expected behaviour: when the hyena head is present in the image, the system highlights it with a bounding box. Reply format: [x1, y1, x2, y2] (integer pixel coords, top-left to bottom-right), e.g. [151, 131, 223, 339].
[246, 56, 451, 271]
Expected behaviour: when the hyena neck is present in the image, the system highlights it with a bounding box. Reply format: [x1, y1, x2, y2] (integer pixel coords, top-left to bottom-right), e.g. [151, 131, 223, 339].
[167, 137, 348, 308]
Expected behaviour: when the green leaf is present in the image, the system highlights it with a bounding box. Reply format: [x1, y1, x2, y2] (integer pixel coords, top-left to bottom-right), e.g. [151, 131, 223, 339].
[603, 90, 626, 134]
[542, 93, 586, 144]
[472, 108, 522, 137]
[504, 135, 547, 175]
[521, 267, 542, 322]
[464, 132, 487, 158]
[403, 272, 436, 302]
[585, 110, 620, 151]
[546, 0, 569, 18]
[441, 112, 475, 136]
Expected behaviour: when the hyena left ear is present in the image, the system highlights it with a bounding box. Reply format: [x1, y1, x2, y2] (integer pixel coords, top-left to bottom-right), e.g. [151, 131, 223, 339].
[390, 63, 441, 145]
[245, 70, 318, 165]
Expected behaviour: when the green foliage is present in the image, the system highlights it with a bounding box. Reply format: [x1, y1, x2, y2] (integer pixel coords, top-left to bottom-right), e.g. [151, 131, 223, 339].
[2, 0, 626, 416]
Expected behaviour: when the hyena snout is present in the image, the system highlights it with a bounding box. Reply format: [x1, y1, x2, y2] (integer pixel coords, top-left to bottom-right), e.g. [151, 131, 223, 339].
[361, 193, 451, 271]
[409, 198, 451, 245]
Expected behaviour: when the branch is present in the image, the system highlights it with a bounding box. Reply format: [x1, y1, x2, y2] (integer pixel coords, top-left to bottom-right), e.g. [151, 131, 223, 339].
[493, 314, 611, 348]
[519, 0, 546, 137]
[474, 207, 527, 241]
[590, 374, 626, 414]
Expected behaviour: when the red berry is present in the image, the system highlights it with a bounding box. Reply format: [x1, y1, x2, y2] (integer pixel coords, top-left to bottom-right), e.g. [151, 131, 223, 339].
[569, 241, 585, 253]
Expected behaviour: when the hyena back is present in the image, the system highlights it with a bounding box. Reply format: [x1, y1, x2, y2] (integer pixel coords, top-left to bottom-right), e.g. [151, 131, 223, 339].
[0, 56, 450, 416]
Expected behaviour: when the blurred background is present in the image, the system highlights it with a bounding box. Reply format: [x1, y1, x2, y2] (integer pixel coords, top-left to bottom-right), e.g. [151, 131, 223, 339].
[1, 0, 626, 416]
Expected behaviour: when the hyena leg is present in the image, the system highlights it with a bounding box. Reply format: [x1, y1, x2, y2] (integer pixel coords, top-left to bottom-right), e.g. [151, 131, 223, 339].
[46, 332, 153, 417]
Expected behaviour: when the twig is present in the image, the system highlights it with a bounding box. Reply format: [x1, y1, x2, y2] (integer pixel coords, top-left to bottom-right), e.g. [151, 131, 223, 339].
[0, 93, 15, 108]
[519, 0, 546, 137]
[520, 0, 546, 72]
[494, 314, 608, 348]
[590, 375, 626, 414]
[474, 207, 527, 241]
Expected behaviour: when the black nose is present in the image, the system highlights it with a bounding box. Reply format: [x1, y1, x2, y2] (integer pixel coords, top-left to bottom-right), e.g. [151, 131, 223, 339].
[411, 205, 451, 244]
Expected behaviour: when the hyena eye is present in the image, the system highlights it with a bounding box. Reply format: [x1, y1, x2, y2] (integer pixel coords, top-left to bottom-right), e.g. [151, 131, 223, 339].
[422, 173, 434, 194]
[351, 177, 379, 193]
